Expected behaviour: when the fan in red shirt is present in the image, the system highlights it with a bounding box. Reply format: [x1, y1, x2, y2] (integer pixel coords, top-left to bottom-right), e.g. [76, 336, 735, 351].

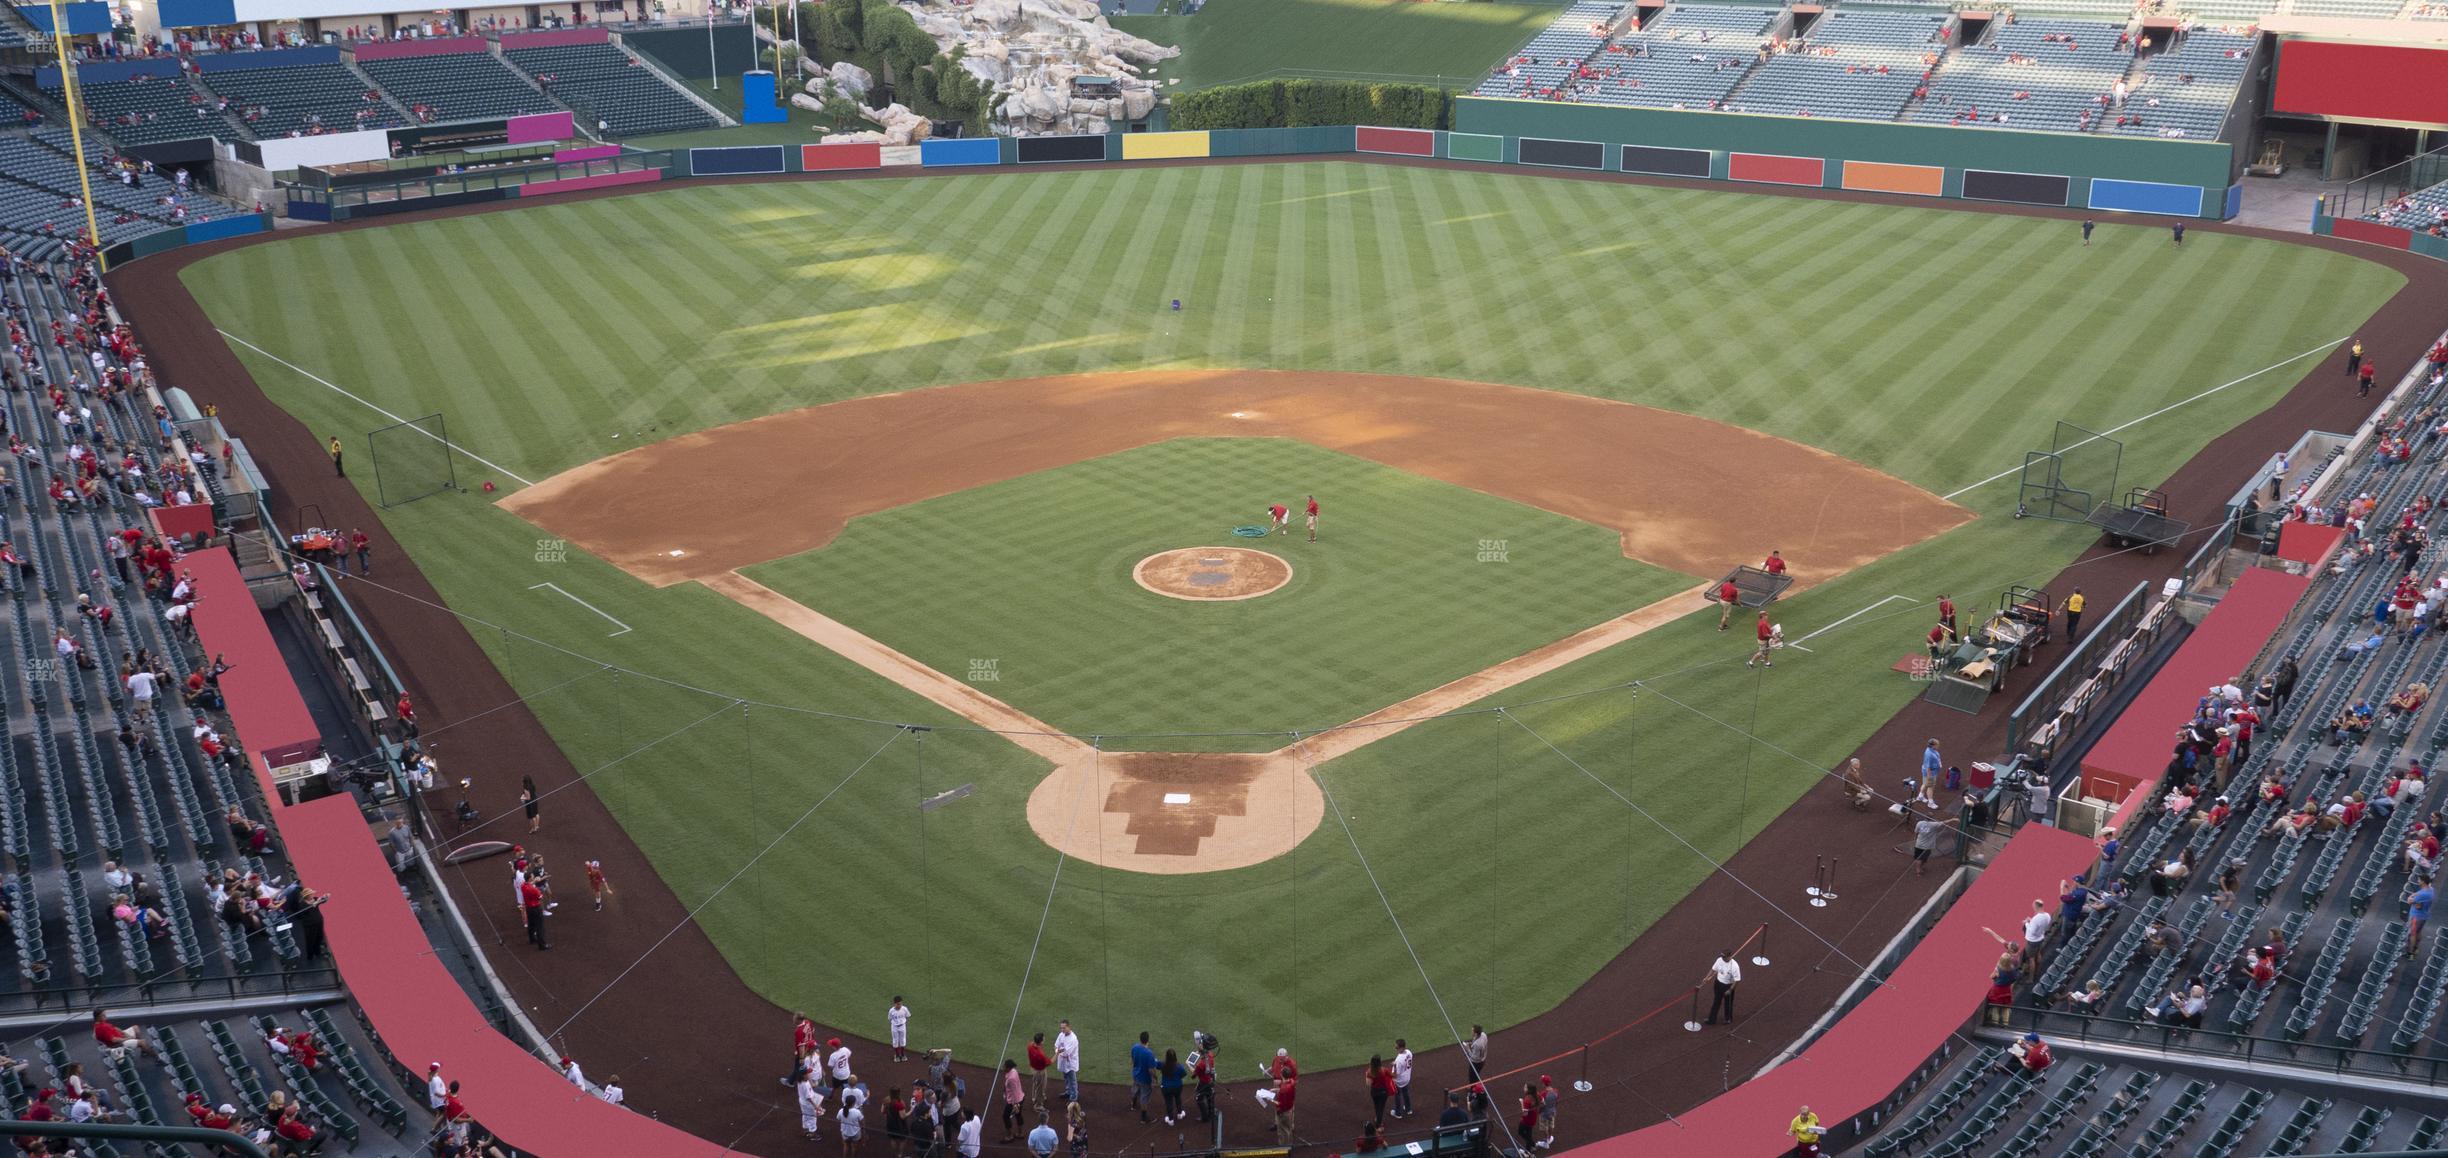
[92, 1009, 156, 1060]
[1026, 1033, 1053, 1103]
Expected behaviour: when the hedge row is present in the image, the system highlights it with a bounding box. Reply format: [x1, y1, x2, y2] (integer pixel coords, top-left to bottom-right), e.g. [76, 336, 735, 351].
[1168, 79, 1454, 131]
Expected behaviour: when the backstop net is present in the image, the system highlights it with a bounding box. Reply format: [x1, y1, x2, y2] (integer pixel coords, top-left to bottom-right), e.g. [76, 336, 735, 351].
[368, 413, 458, 509]
[2016, 420, 2121, 523]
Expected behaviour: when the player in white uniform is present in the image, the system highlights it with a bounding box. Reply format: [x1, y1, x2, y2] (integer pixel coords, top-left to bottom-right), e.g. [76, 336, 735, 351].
[889, 997, 912, 1063]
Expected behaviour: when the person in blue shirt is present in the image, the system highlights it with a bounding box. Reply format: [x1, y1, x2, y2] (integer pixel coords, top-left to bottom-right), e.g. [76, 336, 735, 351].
[2411, 878, 2436, 956]
[1919, 740, 1944, 808]
[1026, 1113, 1059, 1158]
[1129, 1033, 1158, 1123]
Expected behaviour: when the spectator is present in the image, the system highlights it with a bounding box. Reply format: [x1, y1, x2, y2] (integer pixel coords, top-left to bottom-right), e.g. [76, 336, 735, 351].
[1363, 1055, 1392, 1127]
[1437, 1092, 1470, 1130]
[1026, 1113, 1058, 1158]
[1129, 1032, 1156, 1122]
[1025, 1033, 1051, 1109]
[1389, 1039, 1413, 1119]
[999, 1061, 1025, 1141]
[1054, 1022, 1080, 1105]
[1158, 1049, 1186, 1126]
[2006, 1032, 2054, 1076]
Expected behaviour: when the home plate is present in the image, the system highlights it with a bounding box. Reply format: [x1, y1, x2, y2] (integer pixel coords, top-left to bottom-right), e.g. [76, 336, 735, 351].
[1162, 793, 1192, 805]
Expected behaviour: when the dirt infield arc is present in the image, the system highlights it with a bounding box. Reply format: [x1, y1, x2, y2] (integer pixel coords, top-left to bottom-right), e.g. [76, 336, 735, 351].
[508, 369, 1971, 874]
[502, 369, 1974, 588]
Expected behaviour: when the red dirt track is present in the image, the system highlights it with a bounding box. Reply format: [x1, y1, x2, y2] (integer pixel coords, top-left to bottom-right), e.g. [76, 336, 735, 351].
[105, 156, 2448, 1158]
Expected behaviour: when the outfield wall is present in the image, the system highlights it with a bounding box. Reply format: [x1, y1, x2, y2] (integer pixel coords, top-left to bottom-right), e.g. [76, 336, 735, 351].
[1453, 97, 2238, 219]
[160, 113, 2256, 258]
[2312, 206, 2448, 263]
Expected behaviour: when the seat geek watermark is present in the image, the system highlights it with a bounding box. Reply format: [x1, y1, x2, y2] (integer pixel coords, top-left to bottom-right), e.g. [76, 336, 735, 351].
[968, 658, 1000, 683]
[1477, 538, 1509, 563]
[535, 538, 568, 564]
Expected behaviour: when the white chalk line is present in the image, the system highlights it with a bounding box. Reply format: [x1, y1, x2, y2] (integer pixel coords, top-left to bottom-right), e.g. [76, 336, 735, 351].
[529, 582, 633, 636]
[1940, 336, 2350, 502]
[1785, 594, 1919, 652]
[215, 329, 538, 488]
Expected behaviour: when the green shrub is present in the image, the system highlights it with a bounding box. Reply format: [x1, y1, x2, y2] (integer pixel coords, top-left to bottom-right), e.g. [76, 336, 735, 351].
[1169, 78, 1451, 131]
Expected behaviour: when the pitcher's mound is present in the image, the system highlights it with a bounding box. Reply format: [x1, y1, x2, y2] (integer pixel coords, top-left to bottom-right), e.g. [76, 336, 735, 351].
[1133, 546, 1292, 601]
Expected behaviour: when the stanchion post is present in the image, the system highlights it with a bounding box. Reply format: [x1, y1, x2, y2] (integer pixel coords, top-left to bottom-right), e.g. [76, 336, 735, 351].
[1683, 984, 1704, 1032]
[1826, 858, 1841, 902]
[1752, 923, 1771, 968]
[1572, 1044, 1592, 1093]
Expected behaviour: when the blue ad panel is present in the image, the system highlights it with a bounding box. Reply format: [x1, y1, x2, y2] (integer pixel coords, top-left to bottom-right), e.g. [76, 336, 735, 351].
[689, 145, 787, 175]
[16, 3, 110, 34]
[152, 0, 235, 26]
[182, 214, 266, 244]
[37, 58, 183, 86]
[285, 199, 332, 223]
[920, 137, 1001, 167]
[2224, 184, 2244, 221]
[2087, 177, 2204, 217]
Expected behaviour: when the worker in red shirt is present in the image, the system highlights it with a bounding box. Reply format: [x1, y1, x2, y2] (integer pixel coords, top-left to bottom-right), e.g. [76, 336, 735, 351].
[1936, 593, 1956, 634]
[1749, 611, 1776, 668]
[1267, 502, 1290, 535]
[1762, 550, 1787, 576]
[2360, 360, 2379, 397]
[521, 877, 548, 950]
[1304, 495, 1320, 543]
[1717, 578, 1742, 631]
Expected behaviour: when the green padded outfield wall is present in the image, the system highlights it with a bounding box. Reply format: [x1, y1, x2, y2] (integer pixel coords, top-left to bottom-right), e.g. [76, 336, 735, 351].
[1454, 97, 2234, 212]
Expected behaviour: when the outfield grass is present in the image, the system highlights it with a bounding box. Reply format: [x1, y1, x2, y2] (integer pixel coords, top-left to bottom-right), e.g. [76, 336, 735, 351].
[747, 438, 1693, 749]
[177, 162, 2403, 1075]
[1113, 0, 1566, 91]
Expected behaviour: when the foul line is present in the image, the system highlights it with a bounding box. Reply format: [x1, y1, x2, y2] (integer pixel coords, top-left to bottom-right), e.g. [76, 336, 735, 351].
[1940, 336, 2348, 501]
[215, 328, 538, 488]
[994, 744, 1090, 1068]
[544, 724, 911, 1042]
[528, 582, 633, 636]
[1785, 594, 1918, 653]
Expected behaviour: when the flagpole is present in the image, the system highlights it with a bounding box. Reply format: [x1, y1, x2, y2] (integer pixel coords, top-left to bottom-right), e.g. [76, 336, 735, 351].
[47, 0, 106, 271]
[707, 4, 718, 89]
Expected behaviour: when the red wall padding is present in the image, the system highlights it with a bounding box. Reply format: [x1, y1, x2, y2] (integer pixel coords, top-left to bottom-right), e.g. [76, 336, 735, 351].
[2274, 39, 2448, 125]
[1727, 152, 1824, 186]
[1355, 126, 1435, 157]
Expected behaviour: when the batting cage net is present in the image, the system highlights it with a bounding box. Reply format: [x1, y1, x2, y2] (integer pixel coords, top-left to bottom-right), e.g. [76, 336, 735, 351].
[368, 413, 458, 509]
[2016, 420, 2122, 523]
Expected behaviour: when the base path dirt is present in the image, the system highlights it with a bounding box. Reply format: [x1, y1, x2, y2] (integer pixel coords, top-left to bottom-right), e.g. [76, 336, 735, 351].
[504, 370, 1972, 588]
[103, 154, 2448, 1158]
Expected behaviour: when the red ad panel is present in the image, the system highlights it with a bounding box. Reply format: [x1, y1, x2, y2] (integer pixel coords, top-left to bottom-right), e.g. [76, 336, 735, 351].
[2330, 216, 2414, 250]
[802, 142, 883, 171]
[2275, 40, 2448, 126]
[352, 36, 486, 61]
[1355, 126, 1435, 157]
[1727, 152, 1824, 186]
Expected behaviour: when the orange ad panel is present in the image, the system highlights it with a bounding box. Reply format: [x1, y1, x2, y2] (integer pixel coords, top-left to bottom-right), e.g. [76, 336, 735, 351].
[1841, 161, 1944, 196]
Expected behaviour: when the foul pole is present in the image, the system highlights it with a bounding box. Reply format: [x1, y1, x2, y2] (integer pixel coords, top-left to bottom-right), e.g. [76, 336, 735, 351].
[44, 0, 106, 270]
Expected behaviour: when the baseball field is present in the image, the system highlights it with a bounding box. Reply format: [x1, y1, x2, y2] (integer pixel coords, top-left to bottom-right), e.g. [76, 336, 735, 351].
[173, 160, 2400, 1076]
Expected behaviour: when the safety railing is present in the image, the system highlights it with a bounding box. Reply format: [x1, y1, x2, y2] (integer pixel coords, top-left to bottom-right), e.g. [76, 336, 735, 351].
[2004, 582, 2168, 760]
[2008, 1006, 2448, 1087]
